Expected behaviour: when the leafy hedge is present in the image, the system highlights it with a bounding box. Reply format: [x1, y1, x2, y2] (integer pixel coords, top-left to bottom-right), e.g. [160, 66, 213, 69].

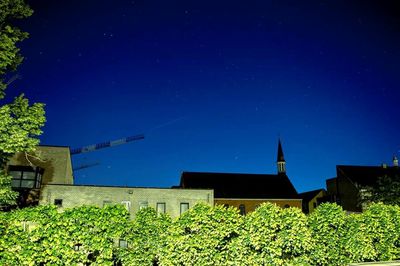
[1, 202, 400, 265]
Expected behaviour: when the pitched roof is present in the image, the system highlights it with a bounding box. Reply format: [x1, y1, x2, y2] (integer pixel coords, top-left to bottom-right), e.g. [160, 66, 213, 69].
[180, 171, 299, 199]
[299, 189, 325, 203]
[337, 165, 400, 187]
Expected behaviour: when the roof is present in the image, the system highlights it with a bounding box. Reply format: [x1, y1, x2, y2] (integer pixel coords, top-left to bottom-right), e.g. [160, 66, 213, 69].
[337, 165, 400, 187]
[43, 183, 212, 191]
[180, 171, 299, 199]
[38, 145, 70, 148]
[299, 189, 325, 203]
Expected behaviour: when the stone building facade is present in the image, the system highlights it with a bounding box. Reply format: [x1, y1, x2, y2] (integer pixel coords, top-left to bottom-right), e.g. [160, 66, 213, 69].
[40, 184, 213, 218]
[8, 145, 74, 186]
[8, 146, 213, 217]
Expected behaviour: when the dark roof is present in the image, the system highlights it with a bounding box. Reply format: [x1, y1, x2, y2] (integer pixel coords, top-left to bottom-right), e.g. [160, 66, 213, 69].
[337, 165, 400, 187]
[180, 171, 299, 199]
[299, 189, 325, 203]
[45, 183, 210, 190]
[277, 139, 285, 162]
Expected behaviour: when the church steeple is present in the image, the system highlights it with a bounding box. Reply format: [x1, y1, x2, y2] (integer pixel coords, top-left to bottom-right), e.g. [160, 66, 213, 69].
[277, 139, 286, 174]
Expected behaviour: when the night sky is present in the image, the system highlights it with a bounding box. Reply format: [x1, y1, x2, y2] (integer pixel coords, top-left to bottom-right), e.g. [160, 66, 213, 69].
[6, 0, 400, 193]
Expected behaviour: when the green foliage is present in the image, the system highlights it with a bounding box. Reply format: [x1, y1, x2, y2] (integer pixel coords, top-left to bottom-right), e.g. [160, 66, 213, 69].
[0, 0, 32, 97]
[0, 170, 17, 205]
[117, 207, 171, 266]
[0, 95, 45, 159]
[0, 0, 46, 207]
[237, 203, 313, 265]
[0, 94, 45, 206]
[159, 203, 243, 266]
[0, 204, 129, 265]
[1, 202, 400, 265]
[308, 202, 348, 266]
[341, 213, 376, 263]
[361, 175, 400, 206]
[0, 205, 59, 265]
[361, 203, 400, 261]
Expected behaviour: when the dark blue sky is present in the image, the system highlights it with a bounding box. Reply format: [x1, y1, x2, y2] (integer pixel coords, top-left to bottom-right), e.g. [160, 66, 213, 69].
[7, 0, 400, 192]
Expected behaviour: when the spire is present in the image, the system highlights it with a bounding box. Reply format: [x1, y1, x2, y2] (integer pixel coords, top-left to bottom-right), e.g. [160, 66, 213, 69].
[277, 139, 285, 162]
[277, 139, 286, 174]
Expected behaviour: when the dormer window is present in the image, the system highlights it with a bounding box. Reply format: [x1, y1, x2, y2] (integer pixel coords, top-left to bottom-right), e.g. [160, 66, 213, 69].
[8, 165, 44, 189]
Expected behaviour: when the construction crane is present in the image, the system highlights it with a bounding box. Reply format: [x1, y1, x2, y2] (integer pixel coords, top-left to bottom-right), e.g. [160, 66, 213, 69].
[70, 134, 144, 155]
[6, 73, 21, 86]
[73, 161, 100, 171]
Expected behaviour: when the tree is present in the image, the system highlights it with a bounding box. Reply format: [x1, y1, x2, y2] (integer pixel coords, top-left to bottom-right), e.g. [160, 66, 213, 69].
[360, 175, 400, 207]
[0, 0, 46, 206]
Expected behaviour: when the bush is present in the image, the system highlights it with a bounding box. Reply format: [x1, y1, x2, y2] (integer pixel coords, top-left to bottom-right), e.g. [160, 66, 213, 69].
[116, 207, 171, 266]
[1, 202, 400, 265]
[308, 203, 348, 266]
[361, 203, 400, 261]
[237, 202, 313, 265]
[158, 203, 243, 266]
[341, 213, 376, 263]
[0, 204, 129, 265]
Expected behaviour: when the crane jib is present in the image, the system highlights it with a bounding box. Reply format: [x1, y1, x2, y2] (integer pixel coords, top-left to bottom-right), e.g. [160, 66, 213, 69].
[70, 134, 145, 155]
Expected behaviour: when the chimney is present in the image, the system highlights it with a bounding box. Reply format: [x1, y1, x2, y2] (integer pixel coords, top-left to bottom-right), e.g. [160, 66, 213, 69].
[394, 156, 399, 167]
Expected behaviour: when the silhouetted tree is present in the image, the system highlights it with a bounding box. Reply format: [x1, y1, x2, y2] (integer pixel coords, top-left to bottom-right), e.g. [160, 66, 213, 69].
[360, 175, 400, 207]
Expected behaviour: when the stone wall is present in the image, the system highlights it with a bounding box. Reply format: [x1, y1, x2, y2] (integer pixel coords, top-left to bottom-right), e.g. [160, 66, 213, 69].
[39, 184, 214, 218]
[8, 146, 74, 185]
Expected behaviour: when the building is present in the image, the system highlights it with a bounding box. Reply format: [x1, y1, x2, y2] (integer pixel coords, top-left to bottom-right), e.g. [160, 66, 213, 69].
[299, 189, 327, 214]
[8, 145, 74, 207]
[40, 184, 213, 218]
[7, 146, 213, 218]
[179, 140, 302, 214]
[326, 157, 400, 212]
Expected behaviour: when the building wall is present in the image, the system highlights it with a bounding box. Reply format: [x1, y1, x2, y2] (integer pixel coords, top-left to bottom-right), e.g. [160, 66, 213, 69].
[39, 184, 213, 218]
[326, 178, 337, 198]
[8, 146, 74, 185]
[215, 198, 302, 214]
[326, 176, 361, 212]
[337, 176, 360, 212]
[307, 190, 326, 213]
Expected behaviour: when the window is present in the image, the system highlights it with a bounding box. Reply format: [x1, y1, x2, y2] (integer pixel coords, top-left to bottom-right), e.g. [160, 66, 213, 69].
[139, 201, 148, 210]
[74, 243, 82, 251]
[119, 239, 128, 248]
[103, 200, 112, 207]
[22, 221, 28, 232]
[9, 165, 43, 189]
[156, 202, 166, 214]
[121, 201, 131, 211]
[180, 202, 189, 215]
[54, 199, 63, 207]
[239, 204, 246, 215]
[313, 202, 317, 208]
